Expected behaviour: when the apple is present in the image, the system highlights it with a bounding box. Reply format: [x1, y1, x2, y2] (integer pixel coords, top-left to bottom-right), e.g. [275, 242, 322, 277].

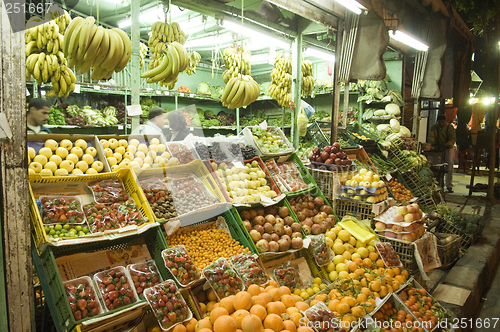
[398, 206, 408, 215]
[60, 160, 75, 172]
[313, 147, 320, 155]
[60, 139, 73, 150]
[407, 205, 416, 213]
[404, 214, 414, 223]
[316, 156, 323, 163]
[74, 139, 87, 150]
[54, 169, 68, 176]
[55, 147, 69, 159]
[309, 154, 316, 161]
[39, 169, 53, 176]
[29, 162, 42, 173]
[385, 231, 396, 238]
[44, 139, 58, 151]
[28, 147, 36, 159]
[392, 224, 403, 233]
[375, 222, 386, 231]
[325, 158, 334, 164]
[330, 153, 336, 159]
[321, 151, 330, 160]
[332, 142, 340, 150]
[91, 161, 104, 172]
[393, 214, 404, 223]
[402, 233, 414, 242]
[335, 158, 342, 165]
[85, 147, 97, 157]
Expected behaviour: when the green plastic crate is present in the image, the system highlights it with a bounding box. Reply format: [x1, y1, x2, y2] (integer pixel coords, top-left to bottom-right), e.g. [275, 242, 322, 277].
[31, 226, 172, 332]
[261, 153, 318, 197]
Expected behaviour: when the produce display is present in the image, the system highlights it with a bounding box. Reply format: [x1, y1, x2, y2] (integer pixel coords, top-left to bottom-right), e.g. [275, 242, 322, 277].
[341, 168, 389, 203]
[41, 196, 85, 224]
[303, 302, 339, 332]
[374, 204, 426, 242]
[288, 194, 336, 235]
[166, 142, 196, 165]
[144, 280, 192, 330]
[212, 160, 278, 204]
[293, 277, 328, 301]
[25, 15, 77, 97]
[43, 223, 92, 239]
[221, 46, 251, 83]
[307, 143, 353, 171]
[140, 178, 178, 220]
[141, 41, 188, 89]
[273, 263, 303, 291]
[63, 105, 119, 127]
[368, 296, 420, 332]
[418, 167, 436, 186]
[264, 158, 310, 193]
[100, 137, 176, 171]
[250, 126, 292, 155]
[203, 257, 244, 300]
[370, 154, 397, 175]
[185, 51, 201, 75]
[63, 18, 132, 80]
[177, 86, 191, 93]
[128, 260, 163, 299]
[221, 75, 260, 109]
[139, 42, 147, 69]
[63, 276, 102, 321]
[162, 245, 202, 286]
[48, 106, 67, 125]
[168, 175, 220, 215]
[238, 205, 304, 253]
[398, 283, 446, 330]
[28, 138, 104, 176]
[88, 178, 129, 204]
[166, 221, 251, 270]
[301, 60, 315, 97]
[375, 242, 402, 267]
[94, 267, 138, 311]
[229, 253, 269, 287]
[386, 177, 413, 202]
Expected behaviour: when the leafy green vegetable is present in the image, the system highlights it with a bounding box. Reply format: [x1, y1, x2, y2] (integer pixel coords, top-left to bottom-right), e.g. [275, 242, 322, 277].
[196, 82, 211, 95]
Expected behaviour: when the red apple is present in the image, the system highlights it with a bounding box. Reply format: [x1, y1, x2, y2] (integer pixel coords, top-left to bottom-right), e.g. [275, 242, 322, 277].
[332, 142, 340, 150]
[325, 158, 334, 164]
[313, 147, 320, 155]
[323, 146, 332, 153]
[335, 158, 342, 165]
[315, 156, 323, 163]
[321, 151, 330, 160]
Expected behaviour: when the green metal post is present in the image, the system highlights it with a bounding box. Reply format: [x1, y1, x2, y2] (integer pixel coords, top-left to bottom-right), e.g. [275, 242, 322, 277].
[130, 0, 141, 131]
[291, 18, 304, 149]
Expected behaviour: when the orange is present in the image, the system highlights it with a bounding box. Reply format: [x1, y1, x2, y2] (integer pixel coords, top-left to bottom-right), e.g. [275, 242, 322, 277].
[356, 293, 367, 303]
[283, 320, 297, 332]
[268, 288, 281, 302]
[259, 292, 273, 305]
[241, 314, 263, 332]
[281, 295, 295, 308]
[195, 318, 212, 332]
[348, 261, 358, 272]
[268, 279, 278, 288]
[206, 301, 218, 313]
[207, 289, 217, 302]
[248, 284, 261, 297]
[363, 258, 373, 268]
[290, 312, 303, 327]
[279, 286, 292, 296]
[376, 259, 385, 267]
[235, 291, 253, 311]
[369, 252, 379, 261]
[220, 296, 236, 314]
[297, 328, 315, 332]
[210, 307, 229, 324]
[213, 315, 237, 332]
[250, 304, 267, 320]
[294, 301, 309, 311]
[336, 302, 350, 315]
[232, 310, 250, 329]
[286, 307, 299, 316]
[184, 318, 197, 332]
[267, 301, 286, 315]
[263, 314, 284, 332]
[291, 294, 302, 304]
[328, 299, 340, 312]
[173, 324, 187, 332]
[370, 280, 381, 292]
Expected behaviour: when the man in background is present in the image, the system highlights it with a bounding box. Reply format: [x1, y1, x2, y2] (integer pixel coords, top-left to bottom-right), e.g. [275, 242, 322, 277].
[131, 107, 167, 142]
[27, 99, 51, 134]
[428, 114, 456, 192]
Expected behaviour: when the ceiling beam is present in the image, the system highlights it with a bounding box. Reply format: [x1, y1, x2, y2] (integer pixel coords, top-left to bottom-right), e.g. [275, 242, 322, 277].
[266, 0, 338, 30]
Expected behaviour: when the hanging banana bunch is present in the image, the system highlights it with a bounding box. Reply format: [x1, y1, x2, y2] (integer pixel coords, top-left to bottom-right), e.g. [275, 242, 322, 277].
[185, 51, 201, 75]
[147, 22, 185, 73]
[140, 41, 189, 89]
[221, 75, 260, 109]
[47, 6, 71, 35]
[25, 16, 76, 98]
[140, 42, 148, 69]
[62, 17, 132, 81]
[269, 53, 292, 107]
[301, 60, 315, 97]
[221, 46, 251, 84]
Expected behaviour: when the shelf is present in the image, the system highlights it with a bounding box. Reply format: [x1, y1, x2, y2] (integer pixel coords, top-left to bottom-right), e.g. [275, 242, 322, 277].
[139, 88, 221, 102]
[190, 126, 237, 130]
[45, 124, 131, 129]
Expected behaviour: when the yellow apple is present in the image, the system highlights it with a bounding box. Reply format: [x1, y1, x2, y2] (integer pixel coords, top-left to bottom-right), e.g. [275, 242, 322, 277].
[66, 154, 79, 164]
[100, 139, 110, 149]
[150, 137, 160, 145]
[129, 161, 140, 168]
[118, 139, 128, 148]
[71, 168, 83, 175]
[111, 165, 119, 171]
[70, 147, 83, 158]
[88, 161, 101, 172]
[28, 168, 35, 175]
[128, 138, 140, 147]
[157, 144, 166, 153]
[160, 152, 171, 160]
[33, 155, 48, 166]
[167, 157, 179, 166]
[154, 156, 162, 164]
[60, 160, 75, 172]
[126, 145, 137, 154]
[38, 147, 53, 159]
[108, 138, 118, 150]
[141, 163, 151, 170]
[74, 139, 87, 150]
[113, 152, 123, 162]
[49, 155, 62, 166]
[85, 147, 97, 157]
[115, 146, 126, 155]
[54, 169, 68, 176]
[134, 158, 144, 167]
[138, 144, 148, 154]
[82, 154, 94, 165]
[75, 160, 89, 172]
[135, 151, 145, 160]
[86, 168, 98, 175]
[123, 152, 134, 161]
[107, 156, 117, 166]
[149, 145, 159, 153]
[44, 139, 58, 151]
[119, 160, 130, 169]
[55, 147, 69, 159]
[29, 162, 42, 173]
[28, 147, 36, 159]
[103, 148, 113, 158]
[143, 156, 153, 166]
[60, 139, 73, 150]
[147, 150, 157, 159]
[39, 169, 53, 176]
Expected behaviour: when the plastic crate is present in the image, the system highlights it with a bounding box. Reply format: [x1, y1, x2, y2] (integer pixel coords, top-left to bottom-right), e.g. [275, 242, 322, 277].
[307, 121, 329, 150]
[242, 126, 295, 157]
[435, 219, 476, 251]
[334, 199, 374, 221]
[29, 168, 156, 252]
[417, 193, 438, 214]
[261, 153, 318, 197]
[377, 235, 419, 276]
[400, 169, 432, 198]
[434, 233, 461, 269]
[31, 226, 168, 332]
[346, 124, 378, 147]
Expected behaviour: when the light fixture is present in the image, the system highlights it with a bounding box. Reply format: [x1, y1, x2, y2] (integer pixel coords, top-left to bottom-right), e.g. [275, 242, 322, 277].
[183, 32, 235, 49]
[304, 47, 335, 62]
[118, 5, 164, 28]
[222, 20, 290, 49]
[483, 97, 496, 105]
[250, 53, 271, 64]
[334, 0, 366, 15]
[388, 30, 429, 51]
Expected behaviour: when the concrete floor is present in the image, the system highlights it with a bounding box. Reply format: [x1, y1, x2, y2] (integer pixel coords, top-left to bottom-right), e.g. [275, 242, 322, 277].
[473, 266, 500, 332]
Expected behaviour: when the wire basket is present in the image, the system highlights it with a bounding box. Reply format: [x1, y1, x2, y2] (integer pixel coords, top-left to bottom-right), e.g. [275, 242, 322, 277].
[435, 219, 476, 251]
[434, 233, 461, 269]
[401, 169, 433, 198]
[335, 199, 374, 221]
[377, 235, 419, 276]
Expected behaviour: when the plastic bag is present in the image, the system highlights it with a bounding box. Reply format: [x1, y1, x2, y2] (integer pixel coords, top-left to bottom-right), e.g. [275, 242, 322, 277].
[202, 257, 244, 300]
[144, 280, 192, 330]
[272, 262, 303, 291]
[139, 177, 178, 221]
[230, 253, 269, 287]
[87, 179, 129, 204]
[301, 99, 315, 118]
[298, 106, 308, 137]
[63, 276, 103, 321]
[40, 196, 86, 224]
[302, 301, 339, 332]
[168, 175, 219, 215]
[161, 245, 202, 287]
[93, 266, 139, 311]
[128, 260, 163, 299]
[310, 234, 334, 266]
[84, 200, 148, 233]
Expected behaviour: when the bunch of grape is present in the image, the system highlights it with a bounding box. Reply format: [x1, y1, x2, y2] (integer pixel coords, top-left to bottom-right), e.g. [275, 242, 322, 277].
[194, 142, 210, 160]
[240, 144, 258, 160]
[48, 107, 66, 125]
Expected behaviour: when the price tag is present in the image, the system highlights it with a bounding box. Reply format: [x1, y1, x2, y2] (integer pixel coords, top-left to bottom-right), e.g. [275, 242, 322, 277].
[156, 90, 161, 95]
[179, 93, 185, 97]
[189, 93, 194, 98]
[93, 85, 101, 90]
[233, 161, 244, 168]
[259, 195, 274, 204]
[385, 173, 392, 181]
[164, 91, 169, 96]
[74, 84, 80, 93]
[146, 88, 153, 91]
[118, 125, 124, 129]
[126, 104, 143, 116]
[26, 88, 30, 96]
[302, 237, 311, 249]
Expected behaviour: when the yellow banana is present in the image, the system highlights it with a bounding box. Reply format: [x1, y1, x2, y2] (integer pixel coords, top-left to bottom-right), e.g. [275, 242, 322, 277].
[77, 17, 96, 60]
[58, 76, 67, 97]
[106, 30, 124, 71]
[33, 59, 41, 80]
[46, 54, 53, 76]
[111, 28, 131, 72]
[63, 17, 82, 55]
[228, 79, 246, 108]
[148, 51, 173, 83]
[171, 42, 188, 72]
[92, 29, 110, 67]
[168, 44, 180, 76]
[141, 52, 169, 78]
[221, 76, 238, 104]
[67, 68, 76, 83]
[83, 26, 104, 62]
[100, 30, 119, 68]
[224, 79, 241, 107]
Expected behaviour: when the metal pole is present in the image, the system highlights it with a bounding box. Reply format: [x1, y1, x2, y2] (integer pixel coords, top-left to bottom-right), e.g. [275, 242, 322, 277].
[488, 15, 500, 200]
[130, 0, 141, 131]
[291, 18, 303, 149]
[331, 19, 343, 144]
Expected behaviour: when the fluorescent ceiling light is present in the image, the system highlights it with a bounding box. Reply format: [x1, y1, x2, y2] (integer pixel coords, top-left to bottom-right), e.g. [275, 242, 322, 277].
[183, 33, 235, 49]
[250, 53, 273, 65]
[118, 5, 164, 28]
[222, 20, 290, 49]
[334, 0, 365, 15]
[304, 47, 335, 62]
[388, 30, 429, 51]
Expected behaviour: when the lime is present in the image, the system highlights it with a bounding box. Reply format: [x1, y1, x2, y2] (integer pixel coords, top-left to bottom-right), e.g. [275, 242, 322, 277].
[82, 226, 90, 233]
[60, 229, 68, 234]
[49, 229, 56, 235]
[75, 225, 83, 231]
[54, 224, 63, 231]
[63, 224, 70, 229]
[44, 226, 50, 233]
[78, 231, 85, 236]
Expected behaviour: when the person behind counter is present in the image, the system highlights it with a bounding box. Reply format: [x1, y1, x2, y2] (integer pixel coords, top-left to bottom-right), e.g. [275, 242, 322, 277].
[428, 114, 456, 193]
[166, 110, 190, 141]
[27, 99, 52, 134]
[131, 107, 167, 142]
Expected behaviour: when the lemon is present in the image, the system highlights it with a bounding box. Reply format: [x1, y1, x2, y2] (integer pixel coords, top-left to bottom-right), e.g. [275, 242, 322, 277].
[306, 288, 315, 296]
[338, 230, 351, 242]
[329, 271, 338, 281]
[342, 251, 352, 261]
[333, 255, 345, 265]
[333, 242, 345, 255]
[313, 277, 322, 285]
[300, 292, 309, 300]
[327, 262, 336, 272]
[336, 263, 348, 273]
[338, 271, 350, 279]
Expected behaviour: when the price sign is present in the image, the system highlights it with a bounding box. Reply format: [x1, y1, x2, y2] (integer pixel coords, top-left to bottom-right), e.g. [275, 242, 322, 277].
[385, 174, 392, 181]
[74, 84, 80, 93]
[93, 85, 101, 90]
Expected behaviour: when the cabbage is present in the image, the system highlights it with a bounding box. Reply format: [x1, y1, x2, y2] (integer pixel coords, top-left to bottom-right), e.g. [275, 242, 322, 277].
[399, 126, 411, 137]
[385, 103, 401, 116]
[390, 119, 400, 133]
[374, 110, 386, 116]
[196, 82, 211, 95]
